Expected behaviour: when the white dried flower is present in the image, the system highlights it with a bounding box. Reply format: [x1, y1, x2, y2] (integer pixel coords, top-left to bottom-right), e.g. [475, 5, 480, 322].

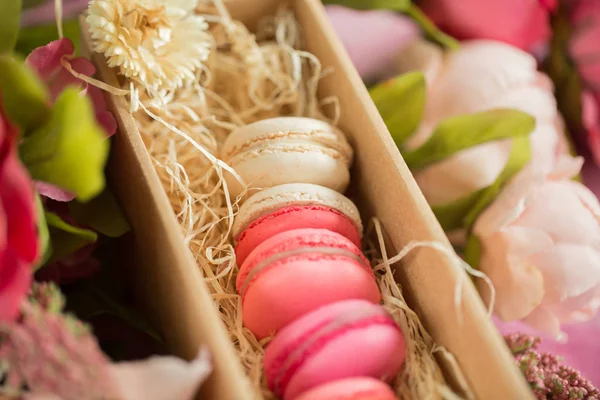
[86, 0, 212, 91]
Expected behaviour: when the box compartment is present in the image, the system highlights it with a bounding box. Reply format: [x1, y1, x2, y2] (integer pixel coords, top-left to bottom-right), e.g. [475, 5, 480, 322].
[81, 0, 534, 398]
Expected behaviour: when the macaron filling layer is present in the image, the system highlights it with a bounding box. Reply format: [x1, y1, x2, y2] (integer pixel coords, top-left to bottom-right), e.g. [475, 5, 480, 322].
[223, 130, 353, 163]
[239, 246, 371, 299]
[268, 307, 398, 397]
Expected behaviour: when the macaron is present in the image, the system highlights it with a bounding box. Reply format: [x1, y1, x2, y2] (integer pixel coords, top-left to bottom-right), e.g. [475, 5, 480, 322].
[236, 229, 380, 339]
[263, 299, 406, 400]
[221, 117, 354, 199]
[294, 377, 398, 400]
[233, 183, 363, 265]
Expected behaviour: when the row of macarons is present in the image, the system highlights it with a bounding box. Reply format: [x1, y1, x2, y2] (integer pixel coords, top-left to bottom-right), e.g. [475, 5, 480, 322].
[224, 117, 406, 400]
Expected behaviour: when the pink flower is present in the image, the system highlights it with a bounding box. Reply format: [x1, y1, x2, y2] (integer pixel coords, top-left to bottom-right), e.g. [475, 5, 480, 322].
[0, 104, 40, 322]
[1, 285, 213, 400]
[419, 0, 555, 53]
[396, 40, 569, 216]
[325, 5, 420, 82]
[568, 0, 600, 165]
[473, 159, 600, 338]
[25, 38, 117, 137]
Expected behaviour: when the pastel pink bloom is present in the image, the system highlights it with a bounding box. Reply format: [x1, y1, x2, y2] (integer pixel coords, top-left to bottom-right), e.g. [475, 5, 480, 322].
[26, 38, 117, 137]
[0, 105, 40, 321]
[396, 40, 569, 212]
[420, 0, 554, 53]
[568, 0, 600, 165]
[325, 5, 420, 82]
[474, 159, 600, 338]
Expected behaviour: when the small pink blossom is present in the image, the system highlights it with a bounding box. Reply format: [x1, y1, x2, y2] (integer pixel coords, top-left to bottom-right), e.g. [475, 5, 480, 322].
[25, 38, 117, 137]
[1, 284, 213, 400]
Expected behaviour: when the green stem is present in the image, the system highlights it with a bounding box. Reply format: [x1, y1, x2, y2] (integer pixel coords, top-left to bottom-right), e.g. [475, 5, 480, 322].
[404, 4, 460, 50]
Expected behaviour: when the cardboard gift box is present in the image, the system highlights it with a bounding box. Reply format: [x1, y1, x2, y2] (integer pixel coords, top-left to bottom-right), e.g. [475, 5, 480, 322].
[80, 0, 534, 398]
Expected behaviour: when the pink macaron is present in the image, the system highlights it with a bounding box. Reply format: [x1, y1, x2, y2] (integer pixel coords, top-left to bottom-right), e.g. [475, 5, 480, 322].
[235, 204, 362, 265]
[233, 183, 363, 265]
[263, 299, 406, 400]
[236, 229, 380, 339]
[294, 377, 398, 400]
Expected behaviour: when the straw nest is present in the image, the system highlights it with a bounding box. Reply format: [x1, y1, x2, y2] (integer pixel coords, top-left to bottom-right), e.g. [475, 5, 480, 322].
[87, 0, 465, 398]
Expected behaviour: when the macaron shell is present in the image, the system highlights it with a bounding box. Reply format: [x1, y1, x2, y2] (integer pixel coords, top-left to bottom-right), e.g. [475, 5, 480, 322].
[263, 300, 405, 400]
[241, 255, 381, 339]
[232, 183, 363, 240]
[235, 205, 362, 265]
[222, 117, 352, 160]
[224, 147, 351, 199]
[282, 319, 405, 399]
[293, 377, 398, 400]
[236, 228, 371, 293]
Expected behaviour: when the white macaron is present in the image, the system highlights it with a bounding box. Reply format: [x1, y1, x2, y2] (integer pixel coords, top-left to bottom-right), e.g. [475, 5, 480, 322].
[221, 117, 354, 199]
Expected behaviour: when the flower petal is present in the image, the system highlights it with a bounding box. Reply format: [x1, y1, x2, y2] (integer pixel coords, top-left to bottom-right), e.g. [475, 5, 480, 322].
[394, 38, 444, 84]
[474, 164, 544, 236]
[516, 181, 600, 245]
[25, 38, 74, 81]
[426, 40, 538, 123]
[34, 181, 76, 202]
[326, 6, 420, 82]
[50, 57, 96, 101]
[479, 227, 548, 321]
[0, 248, 32, 321]
[415, 139, 511, 205]
[530, 243, 600, 304]
[110, 349, 212, 400]
[1, 116, 39, 264]
[521, 305, 562, 339]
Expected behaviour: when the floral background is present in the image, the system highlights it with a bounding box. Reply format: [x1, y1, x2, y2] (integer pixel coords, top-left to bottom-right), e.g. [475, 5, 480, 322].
[2, 0, 600, 398]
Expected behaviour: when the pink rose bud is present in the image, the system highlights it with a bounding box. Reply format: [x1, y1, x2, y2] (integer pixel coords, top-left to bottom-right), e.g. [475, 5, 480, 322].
[395, 40, 569, 213]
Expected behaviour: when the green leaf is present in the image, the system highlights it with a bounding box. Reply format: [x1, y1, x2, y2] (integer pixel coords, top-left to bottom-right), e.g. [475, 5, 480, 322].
[20, 88, 110, 202]
[323, 0, 411, 11]
[431, 187, 485, 231]
[16, 20, 81, 57]
[45, 212, 98, 263]
[0, 0, 21, 53]
[463, 135, 532, 230]
[33, 192, 52, 270]
[403, 109, 536, 171]
[370, 71, 426, 147]
[0, 55, 50, 132]
[68, 188, 131, 238]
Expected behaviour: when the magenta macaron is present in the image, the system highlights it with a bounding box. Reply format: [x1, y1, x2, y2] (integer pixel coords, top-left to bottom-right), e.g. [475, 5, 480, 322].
[294, 377, 398, 400]
[236, 228, 379, 339]
[263, 299, 406, 400]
